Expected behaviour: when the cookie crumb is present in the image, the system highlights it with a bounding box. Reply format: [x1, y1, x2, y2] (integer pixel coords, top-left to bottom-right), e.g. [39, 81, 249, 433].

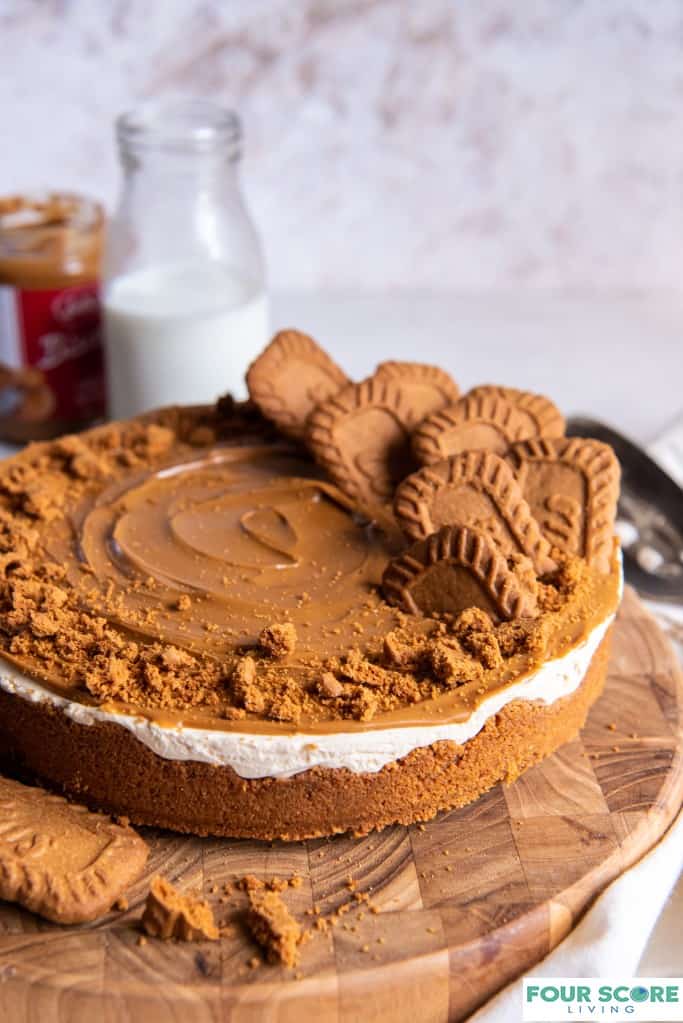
[245, 888, 302, 968]
[259, 622, 297, 659]
[317, 671, 344, 698]
[141, 876, 219, 942]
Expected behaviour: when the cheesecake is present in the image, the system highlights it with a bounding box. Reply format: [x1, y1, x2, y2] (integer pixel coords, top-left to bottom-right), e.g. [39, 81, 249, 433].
[0, 333, 621, 840]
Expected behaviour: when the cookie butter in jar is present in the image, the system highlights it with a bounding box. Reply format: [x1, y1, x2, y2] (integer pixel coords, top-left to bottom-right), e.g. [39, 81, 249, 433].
[0, 193, 106, 442]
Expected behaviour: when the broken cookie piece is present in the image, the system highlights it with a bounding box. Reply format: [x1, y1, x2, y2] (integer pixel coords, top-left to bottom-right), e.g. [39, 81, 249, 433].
[246, 887, 302, 968]
[427, 641, 484, 686]
[230, 655, 265, 713]
[259, 622, 297, 659]
[451, 607, 503, 670]
[382, 525, 538, 621]
[142, 875, 219, 941]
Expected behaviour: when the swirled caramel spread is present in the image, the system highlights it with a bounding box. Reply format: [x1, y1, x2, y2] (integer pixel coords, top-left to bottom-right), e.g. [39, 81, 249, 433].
[0, 402, 620, 734]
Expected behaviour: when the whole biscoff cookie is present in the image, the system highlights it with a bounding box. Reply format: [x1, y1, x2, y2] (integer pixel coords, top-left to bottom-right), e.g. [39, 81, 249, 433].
[374, 361, 460, 422]
[306, 376, 424, 505]
[382, 525, 538, 621]
[466, 386, 565, 438]
[394, 451, 556, 574]
[506, 437, 620, 573]
[412, 393, 532, 466]
[0, 775, 149, 924]
[246, 330, 349, 439]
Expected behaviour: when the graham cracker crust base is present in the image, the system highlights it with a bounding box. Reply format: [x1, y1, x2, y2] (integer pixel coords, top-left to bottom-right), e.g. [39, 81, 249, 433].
[0, 628, 612, 841]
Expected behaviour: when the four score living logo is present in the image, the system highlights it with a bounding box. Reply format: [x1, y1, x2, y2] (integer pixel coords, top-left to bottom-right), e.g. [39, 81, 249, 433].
[523, 979, 682, 1020]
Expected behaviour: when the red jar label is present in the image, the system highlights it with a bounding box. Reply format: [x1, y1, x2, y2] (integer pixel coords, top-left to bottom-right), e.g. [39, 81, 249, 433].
[0, 282, 106, 430]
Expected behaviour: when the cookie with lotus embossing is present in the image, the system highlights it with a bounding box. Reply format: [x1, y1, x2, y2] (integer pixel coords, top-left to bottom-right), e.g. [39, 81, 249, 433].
[382, 525, 539, 621]
[394, 451, 556, 574]
[374, 361, 460, 422]
[506, 437, 620, 573]
[0, 775, 148, 924]
[467, 386, 565, 438]
[306, 376, 424, 505]
[246, 330, 349, 439]
[412, 393, 532, 466]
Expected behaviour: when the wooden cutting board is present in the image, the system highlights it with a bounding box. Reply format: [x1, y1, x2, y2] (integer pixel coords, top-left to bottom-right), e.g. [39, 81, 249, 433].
[1, 588, 681, 1023]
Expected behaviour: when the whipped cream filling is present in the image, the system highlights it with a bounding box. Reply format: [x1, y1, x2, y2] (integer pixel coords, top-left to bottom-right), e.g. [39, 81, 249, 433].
[0, 612, 614, 779]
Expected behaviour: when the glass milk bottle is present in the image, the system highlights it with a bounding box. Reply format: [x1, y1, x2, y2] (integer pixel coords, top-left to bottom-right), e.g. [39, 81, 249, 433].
[103, 100, 268, 419]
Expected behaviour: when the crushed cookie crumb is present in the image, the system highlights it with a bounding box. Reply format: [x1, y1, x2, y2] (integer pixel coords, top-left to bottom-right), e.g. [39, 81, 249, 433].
[259, 622, 297, 659]
[141, 876, 218, 942]
[245, 889, 302, 968]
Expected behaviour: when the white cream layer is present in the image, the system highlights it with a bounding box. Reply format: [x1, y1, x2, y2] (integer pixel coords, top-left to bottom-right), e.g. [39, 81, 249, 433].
[0, 613, 614, 779]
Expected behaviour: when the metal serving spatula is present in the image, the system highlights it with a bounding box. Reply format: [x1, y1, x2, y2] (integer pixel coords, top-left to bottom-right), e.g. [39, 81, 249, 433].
[566, 416, 683, 604]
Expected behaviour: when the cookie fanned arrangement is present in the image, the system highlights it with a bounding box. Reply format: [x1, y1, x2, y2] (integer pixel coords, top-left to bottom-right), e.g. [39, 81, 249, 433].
[248, 329, 620, 609]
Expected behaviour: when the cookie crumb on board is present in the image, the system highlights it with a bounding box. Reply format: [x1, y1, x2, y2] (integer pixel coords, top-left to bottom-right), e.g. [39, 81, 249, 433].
[245, 888, 302, 968]
[141, 876, 219, 942]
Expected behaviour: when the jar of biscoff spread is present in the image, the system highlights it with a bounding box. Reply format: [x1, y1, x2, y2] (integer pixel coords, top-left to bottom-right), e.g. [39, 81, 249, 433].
[0, 193, 107, 442]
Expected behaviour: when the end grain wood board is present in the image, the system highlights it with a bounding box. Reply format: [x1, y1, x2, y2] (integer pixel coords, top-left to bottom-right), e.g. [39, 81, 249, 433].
[1, 588, 682, 1023]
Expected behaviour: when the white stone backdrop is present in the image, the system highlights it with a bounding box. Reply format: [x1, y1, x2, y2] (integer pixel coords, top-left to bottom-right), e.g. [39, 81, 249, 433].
[1, 0, 682, 292]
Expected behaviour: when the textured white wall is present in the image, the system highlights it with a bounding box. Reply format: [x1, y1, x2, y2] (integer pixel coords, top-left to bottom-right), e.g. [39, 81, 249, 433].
[2, 0, 682, 292]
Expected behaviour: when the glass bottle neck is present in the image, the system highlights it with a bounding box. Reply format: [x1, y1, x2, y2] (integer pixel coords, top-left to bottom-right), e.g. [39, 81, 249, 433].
[116, 99, 242, 174]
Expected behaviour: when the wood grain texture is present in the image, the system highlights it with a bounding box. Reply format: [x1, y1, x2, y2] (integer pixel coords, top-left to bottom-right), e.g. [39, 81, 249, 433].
[0, 588, 681, 1023]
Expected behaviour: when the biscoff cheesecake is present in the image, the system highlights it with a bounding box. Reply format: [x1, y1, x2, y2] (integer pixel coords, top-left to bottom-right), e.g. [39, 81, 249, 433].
[0, 332, 621, 840]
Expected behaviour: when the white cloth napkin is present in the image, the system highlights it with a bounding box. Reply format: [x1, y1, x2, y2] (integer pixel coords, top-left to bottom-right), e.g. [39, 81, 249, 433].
[470, 416, 683, 1021]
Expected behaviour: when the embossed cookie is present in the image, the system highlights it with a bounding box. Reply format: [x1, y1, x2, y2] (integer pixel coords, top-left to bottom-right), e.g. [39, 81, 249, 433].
[467, 385, 565, 438]
[394, 451, 556, 573]
[0, 775, 149, 924]
[246, 329, 349, 439]
[307, 376, 424, 504]
[412, 393, 532, 466]
[506, 437, 620, 572]
[374, 361, 460, 422]
[382, 525, 539, 621]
